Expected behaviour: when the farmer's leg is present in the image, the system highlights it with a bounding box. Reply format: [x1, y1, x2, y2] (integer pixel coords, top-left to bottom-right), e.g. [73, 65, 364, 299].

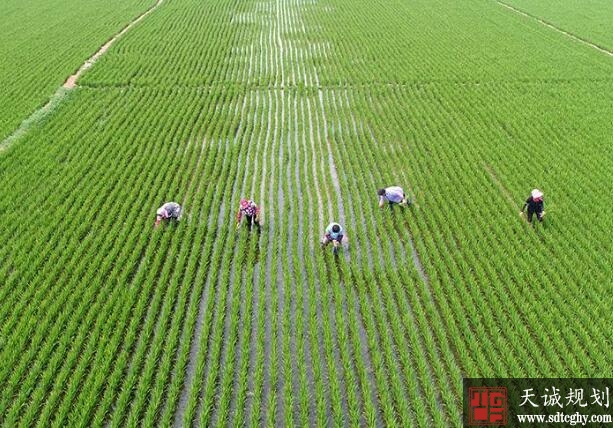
[536, 211, 544, 222]
[527, 210, 534, 224]
[246, 215, 253, 230]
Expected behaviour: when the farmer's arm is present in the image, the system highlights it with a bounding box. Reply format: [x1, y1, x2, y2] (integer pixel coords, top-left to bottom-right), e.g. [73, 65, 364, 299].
[519, 198, 528, 216]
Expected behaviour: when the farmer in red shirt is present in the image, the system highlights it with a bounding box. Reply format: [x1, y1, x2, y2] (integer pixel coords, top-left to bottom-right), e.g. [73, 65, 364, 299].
[236, 198, 261, 232]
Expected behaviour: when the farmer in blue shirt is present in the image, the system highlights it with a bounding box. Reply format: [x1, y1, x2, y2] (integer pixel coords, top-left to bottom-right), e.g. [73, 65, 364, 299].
[321, 222, 344, 255]
[378, 186, 409, 208]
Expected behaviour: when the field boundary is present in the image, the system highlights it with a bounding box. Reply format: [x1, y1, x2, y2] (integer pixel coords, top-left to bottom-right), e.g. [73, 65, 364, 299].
[0, 88, 68, 153]
[484, 163, 516, 207]
[497, 1, 613, 57]
[0, 0, 164, 154]
[64, 0, 165, 88]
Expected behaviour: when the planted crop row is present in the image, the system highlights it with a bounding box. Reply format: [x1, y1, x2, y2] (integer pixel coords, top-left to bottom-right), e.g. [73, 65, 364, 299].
[1, 0, 612, 425]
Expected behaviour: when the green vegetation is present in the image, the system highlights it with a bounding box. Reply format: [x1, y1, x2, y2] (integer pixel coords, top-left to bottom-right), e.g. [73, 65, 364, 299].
[0, 0, 611, 426]
[503, 0, 613, 50]
[0, 0, 153, 140]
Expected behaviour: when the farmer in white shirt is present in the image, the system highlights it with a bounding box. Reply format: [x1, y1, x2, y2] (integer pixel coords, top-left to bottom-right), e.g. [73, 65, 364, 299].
[378, 186, 409, 208]
[155, 202, 182, 227]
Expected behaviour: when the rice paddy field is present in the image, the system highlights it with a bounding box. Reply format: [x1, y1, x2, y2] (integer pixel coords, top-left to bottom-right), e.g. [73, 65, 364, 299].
[0, 0, 612, 426]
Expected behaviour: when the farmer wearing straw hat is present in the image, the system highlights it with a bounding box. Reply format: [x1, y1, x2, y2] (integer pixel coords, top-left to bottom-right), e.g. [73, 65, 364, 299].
[321, 222, 344, 255]
[236, 198, 261, 232]
[155, 202, 182, 227]
[520, 189, 545, 224]
[378, 186, 409, 208]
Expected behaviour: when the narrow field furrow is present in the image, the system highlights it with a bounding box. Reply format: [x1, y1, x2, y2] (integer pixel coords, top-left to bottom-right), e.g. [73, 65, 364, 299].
[282, 89, 305, 425]
[165, 138, 229, 425]
[243, 89, 268, 424]
[256, 90, 277, 426]
[210, 94, 255, 427]
[222, 93, 256, 426]
[297, 95, 331, 425]
[183, 136, 242, 426]
[289, 91, 318, 426]
[273, 88, 290, 425]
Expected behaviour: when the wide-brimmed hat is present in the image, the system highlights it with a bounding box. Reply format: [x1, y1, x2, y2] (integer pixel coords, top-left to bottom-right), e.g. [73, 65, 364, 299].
[531, 189, 543, 199]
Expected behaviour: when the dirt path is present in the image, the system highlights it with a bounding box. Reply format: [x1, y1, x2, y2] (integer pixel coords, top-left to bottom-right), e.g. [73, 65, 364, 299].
[64, 0, 165, 89]
[497, 1, 613, 57]
[1, 0, 164, 154]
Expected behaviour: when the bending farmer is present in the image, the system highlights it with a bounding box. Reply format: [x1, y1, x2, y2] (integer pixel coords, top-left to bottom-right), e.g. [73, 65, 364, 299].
[321, 222, 344, 255]
[155, 202, 182, 227]
[236, 198, 261, 232]
[520, 189, 545, 224]
[378, 186, 409, 208]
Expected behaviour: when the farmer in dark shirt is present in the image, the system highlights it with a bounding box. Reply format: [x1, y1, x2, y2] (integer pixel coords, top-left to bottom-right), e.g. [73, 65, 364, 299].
[520, 189, 545, 224]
